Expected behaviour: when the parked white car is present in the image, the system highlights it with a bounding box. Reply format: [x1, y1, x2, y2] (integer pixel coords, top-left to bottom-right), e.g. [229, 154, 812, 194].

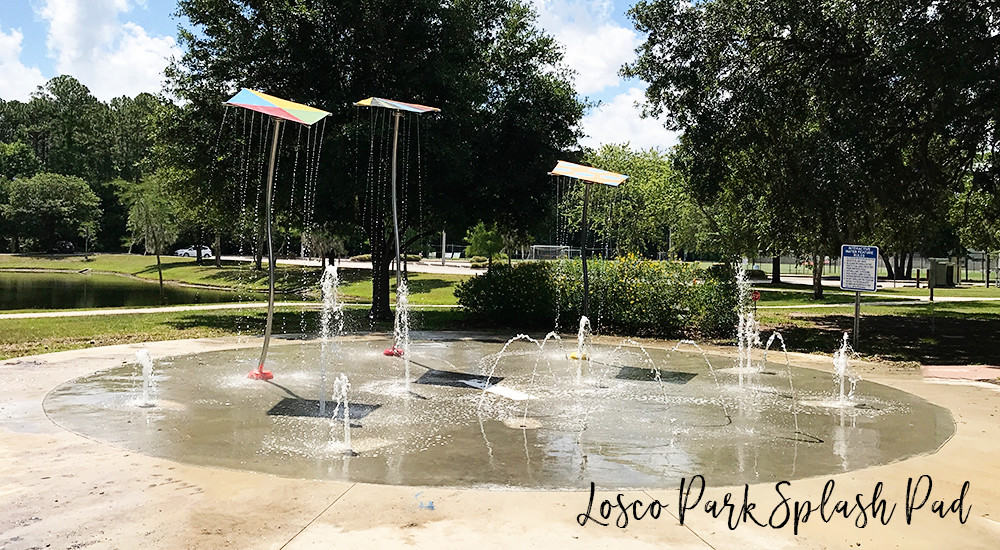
[175, 245, 213, 258]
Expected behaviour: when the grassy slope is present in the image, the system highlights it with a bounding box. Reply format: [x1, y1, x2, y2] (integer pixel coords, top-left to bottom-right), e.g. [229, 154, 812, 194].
[0, 254, 469, 305]
[0, 306, 471, 360]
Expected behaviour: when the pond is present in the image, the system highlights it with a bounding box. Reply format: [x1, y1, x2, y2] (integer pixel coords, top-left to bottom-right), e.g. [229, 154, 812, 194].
[0, 271, 249, 310]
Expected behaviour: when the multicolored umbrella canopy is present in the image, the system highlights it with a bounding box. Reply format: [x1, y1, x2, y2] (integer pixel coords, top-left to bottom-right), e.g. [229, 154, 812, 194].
[549, 160, 628, 187]
[226, 88, 330, 126]
[354, 97, 441, 113]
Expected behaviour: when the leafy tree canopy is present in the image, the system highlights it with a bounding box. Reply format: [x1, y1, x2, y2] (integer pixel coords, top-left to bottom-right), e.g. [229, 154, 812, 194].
[1, 172, 101, 251]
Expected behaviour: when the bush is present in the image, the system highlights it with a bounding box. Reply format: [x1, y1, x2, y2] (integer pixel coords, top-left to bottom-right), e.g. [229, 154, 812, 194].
[455, 262, 557, 327]
[470, 256, 488, 263]
[456, 255, 737, 337]
[348, 253, 420, 262]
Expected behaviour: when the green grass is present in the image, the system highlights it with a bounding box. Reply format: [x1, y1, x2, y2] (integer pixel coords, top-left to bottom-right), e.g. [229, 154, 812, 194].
[0, 253, 470, 305]
[754, 289, 913, 306]
[0, 306, 472, 360]
[755, 300, 1000, 365]
[877, 285, 1000, 298]
[755, 280, 1000, 299]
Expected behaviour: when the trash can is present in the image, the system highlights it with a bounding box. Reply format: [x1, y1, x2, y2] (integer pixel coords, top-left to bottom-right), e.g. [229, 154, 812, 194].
[928, 257, 958, 287]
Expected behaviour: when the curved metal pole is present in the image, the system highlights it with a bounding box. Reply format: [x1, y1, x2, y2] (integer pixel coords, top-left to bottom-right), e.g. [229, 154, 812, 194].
[256, 117, 283, 375]
[390, 111, 402, 286]
[581, 182, 592, 319]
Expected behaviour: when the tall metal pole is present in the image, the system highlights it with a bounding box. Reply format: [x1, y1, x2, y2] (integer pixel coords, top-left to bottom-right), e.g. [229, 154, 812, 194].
[255, 117, 283, 378]
[581, 182, 592, 319]
[853, 291, 860, 349]
[390, 111, 402, 287]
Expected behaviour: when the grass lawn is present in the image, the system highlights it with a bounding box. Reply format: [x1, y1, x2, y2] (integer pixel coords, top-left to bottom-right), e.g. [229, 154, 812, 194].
[754, 289, 913, 306]
[0, 306, 473, 360]
[0, 253, 470, 305]
[756, 301, 1000, 365]
[755, 280, 1000, 300]
[877, 285, 1000, 298]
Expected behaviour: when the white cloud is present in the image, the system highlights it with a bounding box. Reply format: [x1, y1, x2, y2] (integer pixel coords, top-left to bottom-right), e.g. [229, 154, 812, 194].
[531, 0, 640, 95]
[38, 0, 180, 100]
[580, 87, 680, 150]
[0, 27, 47, 101]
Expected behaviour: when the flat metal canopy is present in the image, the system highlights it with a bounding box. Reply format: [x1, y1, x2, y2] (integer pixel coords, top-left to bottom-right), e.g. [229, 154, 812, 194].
[226, 88, 330, 126]
[549, 160, 628, 186]
[354, 97, 440, 113]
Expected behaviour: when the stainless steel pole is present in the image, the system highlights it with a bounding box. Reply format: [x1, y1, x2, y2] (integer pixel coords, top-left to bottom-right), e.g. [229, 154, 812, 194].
[390, 111, 402, 286]
[853, 291, 860, 349]
[256, 117, 283, 375]
[581, 182, 592, 319]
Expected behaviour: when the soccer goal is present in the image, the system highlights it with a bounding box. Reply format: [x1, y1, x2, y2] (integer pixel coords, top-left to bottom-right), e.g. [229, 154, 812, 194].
[530, 245, 575, 260]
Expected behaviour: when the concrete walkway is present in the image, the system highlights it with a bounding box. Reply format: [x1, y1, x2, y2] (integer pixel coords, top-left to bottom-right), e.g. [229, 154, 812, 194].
[0, 337, 997, 549]
[222, 255, 484, 276]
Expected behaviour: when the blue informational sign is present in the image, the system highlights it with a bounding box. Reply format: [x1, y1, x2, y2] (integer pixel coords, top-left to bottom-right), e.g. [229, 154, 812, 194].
[840, 245, 879, 292]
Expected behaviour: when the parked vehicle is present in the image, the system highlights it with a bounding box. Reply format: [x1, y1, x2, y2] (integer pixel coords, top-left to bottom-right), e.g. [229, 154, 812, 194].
[174, 245, 213, 258]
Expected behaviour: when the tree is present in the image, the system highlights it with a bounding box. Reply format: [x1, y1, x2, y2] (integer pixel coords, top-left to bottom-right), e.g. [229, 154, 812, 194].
[303, 223, 347, 268]
[465, 221, 504, 267]
[624, 0, 1000, 298]
[124, 170, 181, 303]
[168, 0, 585, 321]
[0, 141, 41, 179]
[557, 145, 702, 258]
[0, 172, 101, 252]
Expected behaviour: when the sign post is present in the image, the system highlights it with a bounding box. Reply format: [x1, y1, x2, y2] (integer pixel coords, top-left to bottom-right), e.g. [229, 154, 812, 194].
[840, 244, 879, 349]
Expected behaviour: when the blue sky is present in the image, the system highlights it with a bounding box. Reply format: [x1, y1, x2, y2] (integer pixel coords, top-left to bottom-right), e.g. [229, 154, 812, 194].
[0, 0, 678, 149]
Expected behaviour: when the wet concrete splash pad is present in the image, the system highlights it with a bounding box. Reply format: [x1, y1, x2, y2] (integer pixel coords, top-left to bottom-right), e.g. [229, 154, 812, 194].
[43, 334, 954, 489]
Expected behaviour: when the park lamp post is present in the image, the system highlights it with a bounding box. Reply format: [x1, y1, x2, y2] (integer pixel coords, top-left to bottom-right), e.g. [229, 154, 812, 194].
[548, 160, 628, 319]
[353, 97, 440, 355]
[225, 88, 331, 380]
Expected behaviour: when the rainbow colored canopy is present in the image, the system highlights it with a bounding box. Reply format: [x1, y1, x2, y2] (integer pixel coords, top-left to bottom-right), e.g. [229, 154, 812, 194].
[549, 160, 628, 187]
[354, 97, 440, 113]
[226, 88, 330, 126]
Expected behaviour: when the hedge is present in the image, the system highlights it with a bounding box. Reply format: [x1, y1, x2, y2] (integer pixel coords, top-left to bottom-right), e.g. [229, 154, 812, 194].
[348, 253, 421, 262]
[455, 255, 736, 338]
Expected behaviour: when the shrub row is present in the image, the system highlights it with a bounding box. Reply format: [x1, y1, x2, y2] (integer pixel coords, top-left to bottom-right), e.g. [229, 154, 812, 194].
[348, 253, 421, 262]
[455, 255, 736, 338]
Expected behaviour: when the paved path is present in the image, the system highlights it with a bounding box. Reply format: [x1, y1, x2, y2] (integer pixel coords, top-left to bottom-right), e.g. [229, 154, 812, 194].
[0, 302, 459, 320]
[222, 255, 483, 276]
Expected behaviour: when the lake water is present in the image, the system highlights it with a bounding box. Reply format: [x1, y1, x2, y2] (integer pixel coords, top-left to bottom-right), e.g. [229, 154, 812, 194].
[0, 271, 247, 310]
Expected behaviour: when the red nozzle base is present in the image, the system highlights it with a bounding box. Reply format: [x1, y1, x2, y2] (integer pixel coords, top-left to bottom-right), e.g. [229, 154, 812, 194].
[383, 347, 404, 357]
[247, 368, 274, 380]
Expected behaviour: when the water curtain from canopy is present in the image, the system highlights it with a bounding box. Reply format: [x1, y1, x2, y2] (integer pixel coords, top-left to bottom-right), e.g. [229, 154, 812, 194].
[353, 97, 440, 356]
[226, 88, 331, 380]
[549, 160, 628, 319]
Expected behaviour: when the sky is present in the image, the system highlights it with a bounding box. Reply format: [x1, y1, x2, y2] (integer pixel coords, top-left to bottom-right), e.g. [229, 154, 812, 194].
[0, 0, 679, 150]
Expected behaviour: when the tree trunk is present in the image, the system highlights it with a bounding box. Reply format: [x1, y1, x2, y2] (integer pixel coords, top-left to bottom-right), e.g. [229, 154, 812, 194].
[369, 230, 393, 323]
[771, 255, 781, 284]
[254, 235, 264, 271]
[214, 232, 222, 268]
[812, 254, 824, 299]
[196, 227, 203, 265]
[904, 252, 913, 279]
[156, 252, 164, 305]
[882, 254, 895, 280]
